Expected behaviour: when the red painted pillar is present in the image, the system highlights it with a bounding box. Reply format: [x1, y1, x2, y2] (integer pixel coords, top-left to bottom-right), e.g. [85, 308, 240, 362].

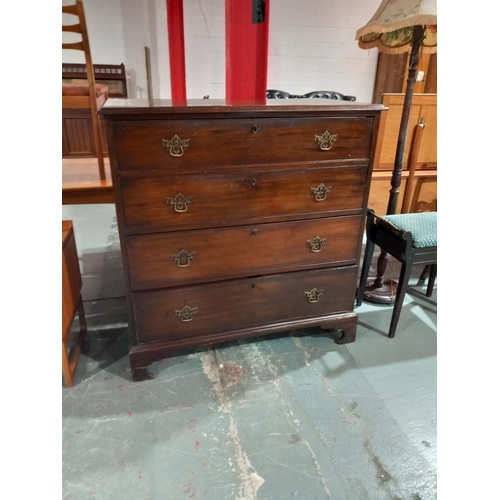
[166, 0, 187, 105]
[225, 0, 270, 104]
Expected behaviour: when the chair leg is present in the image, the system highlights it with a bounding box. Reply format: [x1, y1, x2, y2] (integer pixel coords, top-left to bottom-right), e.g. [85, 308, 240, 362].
[62, 296, 87, 387]
[417, 265, 430, 284]
[90, 111, 106, 181]
[388, 261, 413, 339]
[426, 264, 437, 297]
[356, 236, 375, 307]
[62, 342, 72, 387]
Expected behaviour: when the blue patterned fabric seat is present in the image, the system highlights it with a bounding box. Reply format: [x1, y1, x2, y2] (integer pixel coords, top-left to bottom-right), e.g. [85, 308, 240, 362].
[382, 212, 437, 248]
[356, 209, 437, 338]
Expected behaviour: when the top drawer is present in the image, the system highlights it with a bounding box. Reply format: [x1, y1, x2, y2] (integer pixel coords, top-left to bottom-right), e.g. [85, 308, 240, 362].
[111, 117, 373, 171]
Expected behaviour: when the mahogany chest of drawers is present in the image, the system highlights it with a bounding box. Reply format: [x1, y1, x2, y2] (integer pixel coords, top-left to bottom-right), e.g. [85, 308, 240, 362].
[101, 99, 384, 381]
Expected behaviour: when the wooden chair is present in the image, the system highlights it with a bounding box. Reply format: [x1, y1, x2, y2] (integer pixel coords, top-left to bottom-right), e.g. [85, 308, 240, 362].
[356, 210, 437, 338]
[62, 0, 108, 180]
[62, 221, 87, 386]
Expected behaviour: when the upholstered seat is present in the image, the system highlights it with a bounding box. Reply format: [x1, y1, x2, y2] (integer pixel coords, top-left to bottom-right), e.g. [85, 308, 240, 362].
[383, 212, 437, 248]
[356, 209, 437, 338]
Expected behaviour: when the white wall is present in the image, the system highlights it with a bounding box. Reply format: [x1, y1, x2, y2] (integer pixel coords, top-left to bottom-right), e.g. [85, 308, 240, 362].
[62, 0, 381, 103]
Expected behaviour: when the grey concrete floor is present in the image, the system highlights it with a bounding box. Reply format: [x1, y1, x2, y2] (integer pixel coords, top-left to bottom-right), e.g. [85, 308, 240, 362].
[62, 204, 437, 500]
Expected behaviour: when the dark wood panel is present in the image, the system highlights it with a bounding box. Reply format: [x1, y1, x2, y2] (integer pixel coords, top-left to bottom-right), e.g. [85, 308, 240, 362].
[372, 53, 408, 104]
[62, 109, 109, 157]
[112, 117, 373, 171]
[133, 266, 357, 344]
[62, 110, 94, 157]
[424, 53, 437, 94]
[120, 166, 367, 232]
[127, 215, 362, 289]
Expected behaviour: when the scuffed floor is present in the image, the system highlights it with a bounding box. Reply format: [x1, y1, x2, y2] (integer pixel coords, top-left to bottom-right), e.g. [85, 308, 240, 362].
[62, 204, 437, 500]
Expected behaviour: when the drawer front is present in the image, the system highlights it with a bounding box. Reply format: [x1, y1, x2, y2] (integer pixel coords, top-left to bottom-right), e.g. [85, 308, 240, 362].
[120, 166, 367, 231]
[112, 117, 373, 171]
[133, 266, 357, 344]
[127, 216, 362, 289]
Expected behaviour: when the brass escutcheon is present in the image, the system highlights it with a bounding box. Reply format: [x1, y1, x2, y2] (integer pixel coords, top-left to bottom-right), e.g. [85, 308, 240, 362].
[304, 288, 323, 303]
[162, 135, 190, 157]
[311, 183, 332, 202]
[167, 193, 192, 213]
[173, 249, 195, 267]
[307, 236, 327, 253]
[315, 131, 337, 151]
[175, 305, 198, 322]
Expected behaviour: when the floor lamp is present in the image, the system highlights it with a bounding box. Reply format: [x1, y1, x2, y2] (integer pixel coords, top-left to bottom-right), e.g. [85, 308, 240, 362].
[355, 0, 437, 303]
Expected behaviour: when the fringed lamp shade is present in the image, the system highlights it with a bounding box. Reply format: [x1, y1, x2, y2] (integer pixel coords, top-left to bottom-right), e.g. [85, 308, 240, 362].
[355, 0, 437, 54]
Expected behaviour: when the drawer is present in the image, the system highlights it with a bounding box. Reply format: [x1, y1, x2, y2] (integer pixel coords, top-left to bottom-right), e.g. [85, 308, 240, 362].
[132, 266, 357, 344]
[127, 216, 362, 290]
[120, 166, 367, 232]
[112, 117, 373, 171]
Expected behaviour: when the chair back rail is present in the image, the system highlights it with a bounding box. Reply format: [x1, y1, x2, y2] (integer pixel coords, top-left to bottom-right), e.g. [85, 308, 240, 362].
[62, 0, 106, 180]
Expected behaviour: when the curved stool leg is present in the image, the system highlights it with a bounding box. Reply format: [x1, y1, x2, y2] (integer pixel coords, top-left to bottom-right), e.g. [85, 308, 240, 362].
[356, 236, 375, 307]
[388, 261, 413, 339]
[426, 264, 437, 297]
[417, 265, 430, 284]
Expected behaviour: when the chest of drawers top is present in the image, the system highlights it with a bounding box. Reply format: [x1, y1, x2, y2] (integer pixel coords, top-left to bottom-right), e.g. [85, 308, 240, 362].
[102, 99, 385, 171]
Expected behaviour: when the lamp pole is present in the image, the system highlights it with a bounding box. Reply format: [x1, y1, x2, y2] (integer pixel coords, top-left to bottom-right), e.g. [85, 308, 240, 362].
[364, 25, 426, 302]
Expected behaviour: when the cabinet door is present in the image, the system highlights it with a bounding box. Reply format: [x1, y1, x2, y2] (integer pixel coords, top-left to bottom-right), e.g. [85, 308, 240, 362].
[373, 94, 437, 172]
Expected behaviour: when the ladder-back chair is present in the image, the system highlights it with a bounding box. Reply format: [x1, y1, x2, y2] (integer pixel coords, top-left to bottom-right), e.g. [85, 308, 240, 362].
[62, 0, 108, 180]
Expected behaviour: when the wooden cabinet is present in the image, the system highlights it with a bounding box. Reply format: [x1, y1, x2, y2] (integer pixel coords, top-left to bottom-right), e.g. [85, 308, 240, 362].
[369, 50, 437, 215]
[101, 99, 384, 381]
[368, 93, 437, 215]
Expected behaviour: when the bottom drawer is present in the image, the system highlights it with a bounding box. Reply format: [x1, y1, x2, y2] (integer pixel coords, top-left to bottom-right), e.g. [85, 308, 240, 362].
[133, 266, 357, 344]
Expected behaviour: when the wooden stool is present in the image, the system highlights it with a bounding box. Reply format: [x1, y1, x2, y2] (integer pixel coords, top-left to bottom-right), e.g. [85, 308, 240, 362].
[62, 220, 87, 387]
[356, 210, 437, 338]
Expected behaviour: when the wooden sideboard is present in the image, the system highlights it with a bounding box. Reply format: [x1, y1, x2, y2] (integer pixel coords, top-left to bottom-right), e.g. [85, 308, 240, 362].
[101, 99, 385, 381]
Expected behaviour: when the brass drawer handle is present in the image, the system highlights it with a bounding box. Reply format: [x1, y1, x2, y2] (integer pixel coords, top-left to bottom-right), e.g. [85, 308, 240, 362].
[304, 288, 323, 303]
[175, 305, 198, 322]
[311, 183, 332, 202]
[315, 131, 337, 151]
[162, 135, 190, 157]
[173, 249, 195, 267]
[167, 193, 192, 213]
[307, 236, 327, 253]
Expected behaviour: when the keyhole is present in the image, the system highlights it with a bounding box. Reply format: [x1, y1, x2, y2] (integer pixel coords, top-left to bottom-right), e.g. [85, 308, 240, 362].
[251, 178, 257, 186]
[251, 284, 256, 289]
[252, 125, 260, 133]
[251, 229, 258, 236]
